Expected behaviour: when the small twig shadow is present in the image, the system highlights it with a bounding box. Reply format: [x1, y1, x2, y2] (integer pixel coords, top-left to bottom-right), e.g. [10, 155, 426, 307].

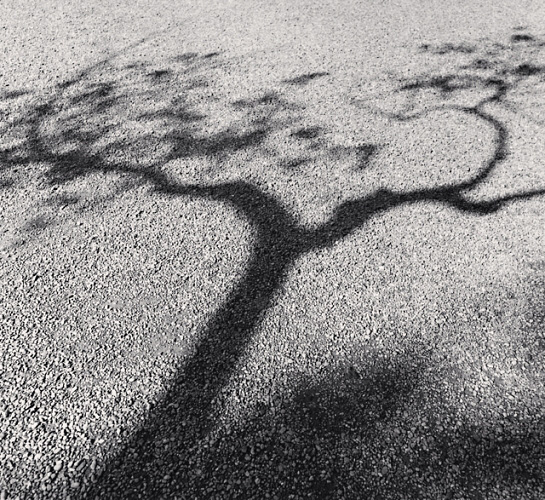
[283, 72, 329, 86]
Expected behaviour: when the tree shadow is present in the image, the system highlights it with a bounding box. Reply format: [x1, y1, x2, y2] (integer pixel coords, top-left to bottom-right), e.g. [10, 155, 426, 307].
[83, 31, 545, 499]
[157, 357, 545, 499]
[2, 31, 545, 499]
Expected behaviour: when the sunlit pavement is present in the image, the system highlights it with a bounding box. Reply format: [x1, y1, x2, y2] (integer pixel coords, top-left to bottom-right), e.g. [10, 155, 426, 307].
[1, 1, 545, 498]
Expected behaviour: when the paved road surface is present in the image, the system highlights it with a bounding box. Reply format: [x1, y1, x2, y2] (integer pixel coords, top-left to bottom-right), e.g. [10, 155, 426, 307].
[1, 1, 545, 498]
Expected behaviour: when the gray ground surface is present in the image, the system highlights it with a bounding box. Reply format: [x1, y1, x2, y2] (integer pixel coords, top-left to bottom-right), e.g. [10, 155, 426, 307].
[1, 0, 545, 498]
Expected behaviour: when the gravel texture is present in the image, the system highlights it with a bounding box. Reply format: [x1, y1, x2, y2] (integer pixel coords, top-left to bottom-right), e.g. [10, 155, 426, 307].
[1, 1, 545, 499]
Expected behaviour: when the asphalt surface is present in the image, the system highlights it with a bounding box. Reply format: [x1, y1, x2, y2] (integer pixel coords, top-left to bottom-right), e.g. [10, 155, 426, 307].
[1, 1, 545, 498]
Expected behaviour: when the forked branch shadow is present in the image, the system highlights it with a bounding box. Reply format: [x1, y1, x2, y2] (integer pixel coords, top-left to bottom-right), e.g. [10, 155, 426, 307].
[85, 32, 545, 498]
[1, 30, 544, 500]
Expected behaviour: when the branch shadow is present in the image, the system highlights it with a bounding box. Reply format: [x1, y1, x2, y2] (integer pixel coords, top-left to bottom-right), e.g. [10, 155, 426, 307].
[283, 72, 329, 86]
[2, 30, 545, 499]
[84, 33, 545, 498]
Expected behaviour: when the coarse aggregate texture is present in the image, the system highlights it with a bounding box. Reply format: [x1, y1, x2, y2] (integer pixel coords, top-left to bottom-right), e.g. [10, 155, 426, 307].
[1, 0, 545, 499]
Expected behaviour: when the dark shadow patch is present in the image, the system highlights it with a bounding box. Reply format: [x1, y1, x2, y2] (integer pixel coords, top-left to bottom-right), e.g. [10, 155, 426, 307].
[420, 43, 475, 54]
[139, 108, 205, 123]
[149, 69, 170, 78]
[232, 92, 300, 111]
[71, 83, 114, 107]
[186, 78, 209, 90]
[0, 178, 14, 189]
[164, 127, 270, 159]
[465, 58, 494, 70]
[292, 126, 322, 140]
[400, 75, 470, 94]
[513, 63, 543, 76]
[172, 109, 205, 122]
[257, 93, 280, 105]
[35, 103, 53, 116]
[354, 144, 379, 170]
[209, 128, 269, 154]
[202, 52, 219, 59]
[283, 72, 329, 86]
[2, 89, 27, 99]
[280, 158, 308, 169]
[47, 194, 80, 207]
[484, 77, 509, 97]
[24, 215, 50, 232]
[233, 96, 264, 108]
[512, 34, 535, 42]
[172, 52, 199, 63]
[57, 79, 78, 89]
[88, 352, 545, 498]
